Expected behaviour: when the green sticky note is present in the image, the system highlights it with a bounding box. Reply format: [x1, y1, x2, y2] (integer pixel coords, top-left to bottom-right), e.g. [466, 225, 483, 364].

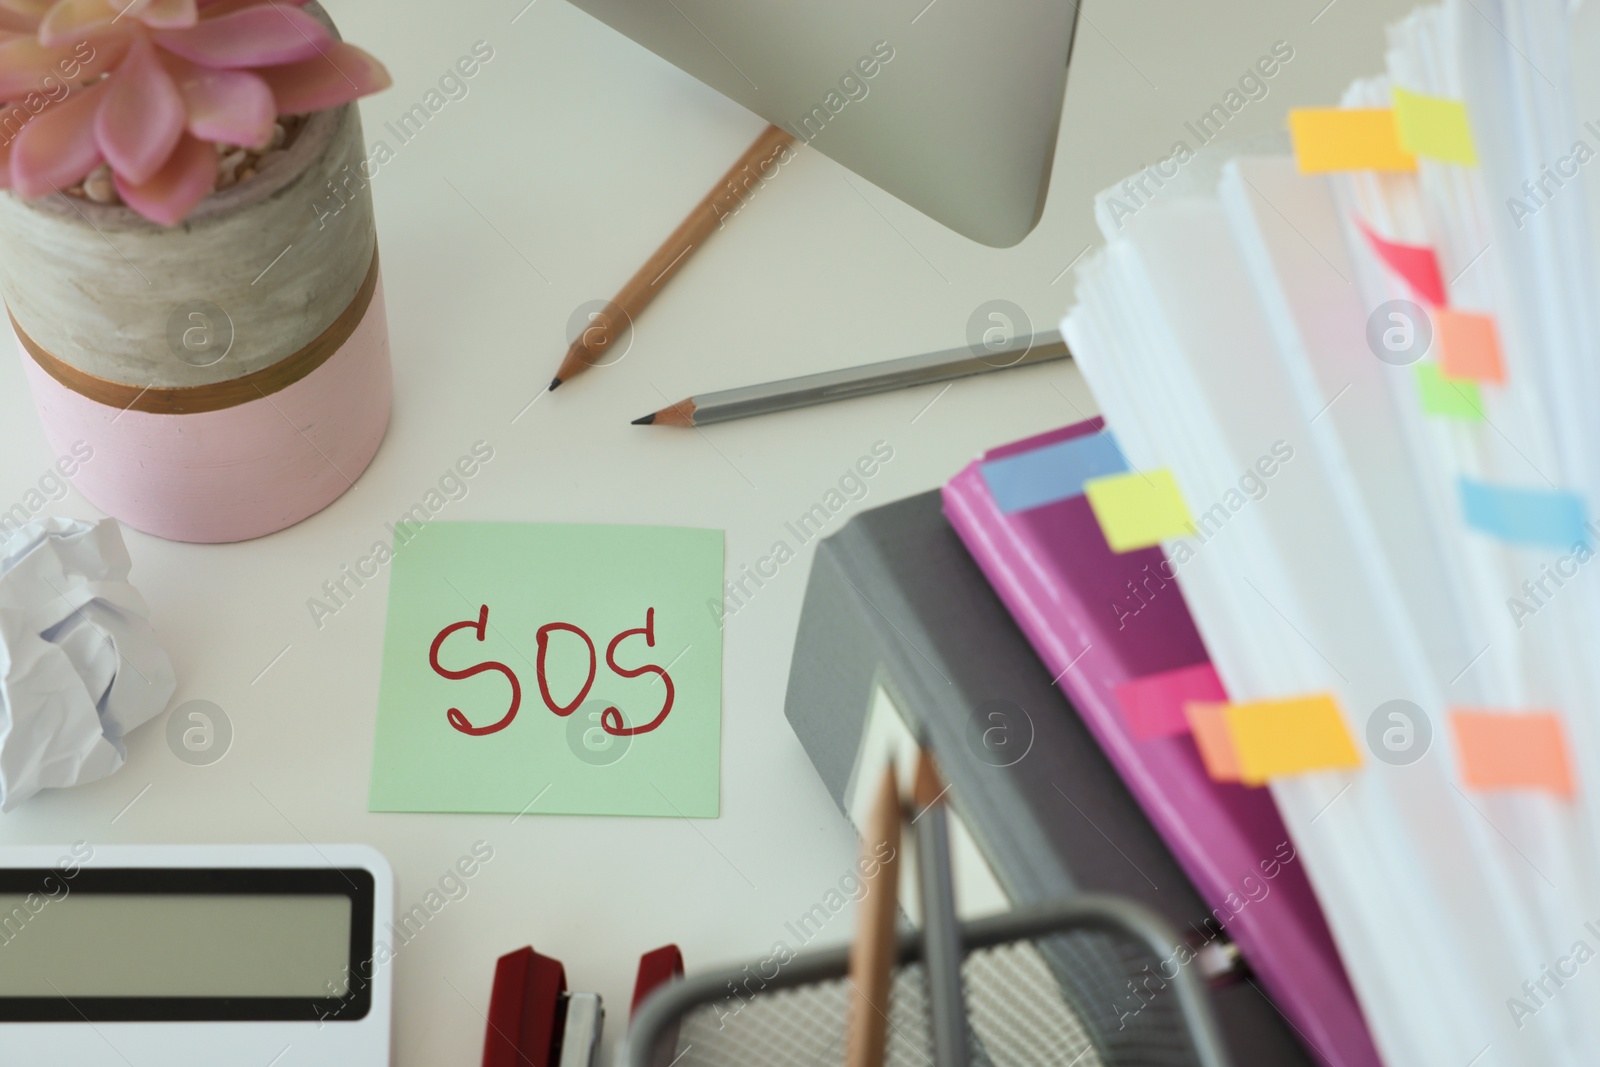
[1391, 87, 1478, 165]
[369, 523, 724, 817]
[1415, 362, 1484, 420]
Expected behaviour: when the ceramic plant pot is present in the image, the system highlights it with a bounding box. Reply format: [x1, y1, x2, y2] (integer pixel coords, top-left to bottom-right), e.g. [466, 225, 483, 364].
[0, 95, 389, 543]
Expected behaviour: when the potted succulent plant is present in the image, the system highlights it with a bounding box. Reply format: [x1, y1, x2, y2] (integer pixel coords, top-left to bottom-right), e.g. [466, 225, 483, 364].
[0, 0, 392, 543]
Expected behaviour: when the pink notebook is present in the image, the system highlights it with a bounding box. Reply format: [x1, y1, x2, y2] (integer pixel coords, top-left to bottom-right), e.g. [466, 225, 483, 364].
[943, 419, 1379, 1067]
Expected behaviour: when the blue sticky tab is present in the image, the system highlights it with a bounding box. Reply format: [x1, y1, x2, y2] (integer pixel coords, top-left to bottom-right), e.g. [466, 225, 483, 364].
[1459, 478, 1589, 549]
[979, 432, 1129, 513]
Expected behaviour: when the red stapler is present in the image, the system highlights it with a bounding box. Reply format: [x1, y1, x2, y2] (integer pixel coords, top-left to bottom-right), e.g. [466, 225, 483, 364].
[482, 944, 683, 1067]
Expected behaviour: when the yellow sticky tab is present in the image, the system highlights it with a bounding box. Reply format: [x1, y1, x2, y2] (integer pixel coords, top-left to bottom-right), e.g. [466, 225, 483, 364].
[1083, 469, 1194, 553]
[1224, 693, 1362, 785]
[1391, 87, 1477, 165]
[1288, 108, 1416, 173]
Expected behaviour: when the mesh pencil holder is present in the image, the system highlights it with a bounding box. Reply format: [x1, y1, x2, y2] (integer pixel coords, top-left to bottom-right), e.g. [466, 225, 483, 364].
[622, 894, 1233, 1067]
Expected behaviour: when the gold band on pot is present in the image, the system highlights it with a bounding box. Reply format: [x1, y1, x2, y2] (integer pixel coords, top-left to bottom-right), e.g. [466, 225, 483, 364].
[13, 247, 380, 416]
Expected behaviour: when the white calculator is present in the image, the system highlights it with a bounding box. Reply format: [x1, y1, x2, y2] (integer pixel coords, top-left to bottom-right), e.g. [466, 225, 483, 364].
[0, 843, 393, 1066]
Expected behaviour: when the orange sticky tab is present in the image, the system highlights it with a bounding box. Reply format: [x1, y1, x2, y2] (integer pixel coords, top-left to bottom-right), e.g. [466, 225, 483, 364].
[1288, 108, 1417, 173]
[1451, 710, 1574, 798]
[1186, 701, 1242, 783]
[1436, 309, 1505, 384]
[1224, 694, 1362, 785]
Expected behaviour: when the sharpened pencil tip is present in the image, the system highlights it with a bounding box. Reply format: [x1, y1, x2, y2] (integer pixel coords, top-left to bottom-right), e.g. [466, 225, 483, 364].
[549, 377, 562, 391]
[631, 413, 656, 425]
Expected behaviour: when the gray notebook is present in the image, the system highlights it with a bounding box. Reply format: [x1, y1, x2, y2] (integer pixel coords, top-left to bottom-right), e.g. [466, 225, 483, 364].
[784, 489, 1313, 1065]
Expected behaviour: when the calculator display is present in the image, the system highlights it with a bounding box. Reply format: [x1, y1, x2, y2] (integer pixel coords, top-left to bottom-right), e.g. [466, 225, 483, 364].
[0, 893, 351, 998]
[0, 867, 374, 1022]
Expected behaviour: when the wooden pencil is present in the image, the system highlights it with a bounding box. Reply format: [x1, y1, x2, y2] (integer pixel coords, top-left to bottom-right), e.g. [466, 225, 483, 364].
[550, 123, 796, 390]
[846, 761, 901, 1067]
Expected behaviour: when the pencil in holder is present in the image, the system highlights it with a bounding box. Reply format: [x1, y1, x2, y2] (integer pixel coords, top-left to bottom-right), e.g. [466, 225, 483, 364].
[622, 894, 1234, 1067]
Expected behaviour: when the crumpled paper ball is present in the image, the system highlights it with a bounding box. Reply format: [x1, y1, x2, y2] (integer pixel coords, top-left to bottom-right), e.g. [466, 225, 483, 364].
[0, 517, 176, 811]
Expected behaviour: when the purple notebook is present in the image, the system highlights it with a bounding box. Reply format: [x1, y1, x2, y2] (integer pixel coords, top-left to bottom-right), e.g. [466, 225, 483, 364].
[943, 419, 1380, 1067]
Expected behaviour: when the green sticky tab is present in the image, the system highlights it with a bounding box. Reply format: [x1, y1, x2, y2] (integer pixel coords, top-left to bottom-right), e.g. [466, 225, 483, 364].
[1416, 362, 1484, 420]
[368, 523, 724, 817]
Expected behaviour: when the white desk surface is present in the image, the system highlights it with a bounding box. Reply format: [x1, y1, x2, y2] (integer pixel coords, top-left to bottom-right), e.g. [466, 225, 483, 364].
[0, 0, 1409, 1061]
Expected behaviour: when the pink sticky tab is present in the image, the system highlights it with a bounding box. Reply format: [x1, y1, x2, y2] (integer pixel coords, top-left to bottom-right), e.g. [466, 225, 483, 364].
[1358, 219, 1447, 305]
[1115, 662, 1228, 740]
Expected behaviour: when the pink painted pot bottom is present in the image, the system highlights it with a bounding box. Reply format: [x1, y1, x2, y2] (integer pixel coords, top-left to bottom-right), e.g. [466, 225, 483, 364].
[20, 279, 392, 544]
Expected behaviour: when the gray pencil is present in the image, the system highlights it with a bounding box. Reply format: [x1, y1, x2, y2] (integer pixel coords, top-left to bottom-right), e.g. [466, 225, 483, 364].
[913, 748, 969, 1067]
[633, 329, 1069, 427]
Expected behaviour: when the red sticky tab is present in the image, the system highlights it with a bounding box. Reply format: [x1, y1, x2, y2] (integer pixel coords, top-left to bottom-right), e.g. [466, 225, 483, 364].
[1358, 219, 1447, 305]
[1115, 662, 1227, 740]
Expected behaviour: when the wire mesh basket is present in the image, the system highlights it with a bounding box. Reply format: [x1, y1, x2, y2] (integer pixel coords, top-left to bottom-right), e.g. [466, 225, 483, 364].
[622, 895, 1232, 1067]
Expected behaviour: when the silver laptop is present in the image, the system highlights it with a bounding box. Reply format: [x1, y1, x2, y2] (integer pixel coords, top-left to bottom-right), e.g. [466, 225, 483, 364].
[565, 1, 1081, 247]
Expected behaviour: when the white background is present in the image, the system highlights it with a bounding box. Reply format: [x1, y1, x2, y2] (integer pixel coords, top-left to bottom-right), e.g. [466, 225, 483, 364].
[0, 0, 1411, 1061]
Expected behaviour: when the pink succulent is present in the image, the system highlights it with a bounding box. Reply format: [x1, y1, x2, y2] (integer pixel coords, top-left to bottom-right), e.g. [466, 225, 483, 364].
[0, 0, 389, 224]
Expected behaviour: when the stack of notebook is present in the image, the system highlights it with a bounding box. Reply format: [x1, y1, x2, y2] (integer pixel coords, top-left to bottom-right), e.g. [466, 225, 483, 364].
[943, 422, 1377, 1067]
[1053, 1, 1600, 1064]
[784, 488, 1339, 1064]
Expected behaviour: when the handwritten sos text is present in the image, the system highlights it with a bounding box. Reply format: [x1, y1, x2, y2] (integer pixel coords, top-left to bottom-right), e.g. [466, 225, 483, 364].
[429, 605, 674, 740]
